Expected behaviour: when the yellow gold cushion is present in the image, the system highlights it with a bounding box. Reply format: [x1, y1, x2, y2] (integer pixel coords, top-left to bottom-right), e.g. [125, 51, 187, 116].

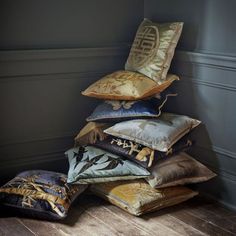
[82, 70, 179, 100]
[90, 179, 198, 216]
[74, 122, 110, 146]
[125, 19, 183, 83]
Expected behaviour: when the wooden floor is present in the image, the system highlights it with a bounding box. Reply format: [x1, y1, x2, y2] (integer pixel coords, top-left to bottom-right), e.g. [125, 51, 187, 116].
[0, 194, 235, 236]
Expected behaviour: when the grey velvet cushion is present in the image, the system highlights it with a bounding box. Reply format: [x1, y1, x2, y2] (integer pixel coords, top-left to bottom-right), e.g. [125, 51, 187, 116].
[146, 152, 217, 188]
[104, 112, 201, 152]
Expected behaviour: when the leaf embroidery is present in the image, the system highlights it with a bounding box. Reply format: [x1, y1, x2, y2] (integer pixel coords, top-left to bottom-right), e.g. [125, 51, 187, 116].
[111, 138, 142, 155]
[1, 175, 69, 217]
[135, 147, 154, 167]
[77, 154, 104, 175]
[73, 146, 88, 170]
[97, 155, 124, 171]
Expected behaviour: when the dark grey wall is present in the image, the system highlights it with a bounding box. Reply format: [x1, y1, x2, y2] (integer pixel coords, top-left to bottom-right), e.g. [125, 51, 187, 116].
[0, 0, 143, 182]
[144, 0, 236, 55]
[1, 0, 236, 211]
[145, 0, 236, 210]
[0, 0, 143, 49]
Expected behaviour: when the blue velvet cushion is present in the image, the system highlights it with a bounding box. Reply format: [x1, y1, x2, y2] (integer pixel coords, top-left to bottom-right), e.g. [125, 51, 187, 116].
[86, 92, 176, 122]
[0, 170, 87, 220]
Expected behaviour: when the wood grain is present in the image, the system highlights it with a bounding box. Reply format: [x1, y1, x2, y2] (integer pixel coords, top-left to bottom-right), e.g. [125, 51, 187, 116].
[0, 195, 236, 236]
[0, 218, 35, 236]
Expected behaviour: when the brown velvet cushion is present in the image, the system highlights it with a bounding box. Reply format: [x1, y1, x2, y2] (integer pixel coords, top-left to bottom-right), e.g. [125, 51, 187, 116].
[90, 179, 198, 216]
[146, 152, 217, 188]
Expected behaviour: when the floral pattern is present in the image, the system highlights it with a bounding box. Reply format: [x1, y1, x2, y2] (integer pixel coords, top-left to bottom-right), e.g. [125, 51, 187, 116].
[82, 70, 179, 100]
[0, 170, 87, 220]
[90, 179, 198, 216]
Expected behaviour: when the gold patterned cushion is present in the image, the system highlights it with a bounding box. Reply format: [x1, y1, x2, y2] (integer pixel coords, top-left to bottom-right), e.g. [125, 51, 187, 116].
[90, 179, 198, 216]
[74, 122, 110, 146]
[82, 70, 179, 100]
[125, 19, 183, 83]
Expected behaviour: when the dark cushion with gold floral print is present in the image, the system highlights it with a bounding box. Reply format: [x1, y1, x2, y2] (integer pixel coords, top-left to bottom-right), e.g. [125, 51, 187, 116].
[93, 135, 192, 169]
[86, 91, 177, 123]
[0, 170, 87, 220]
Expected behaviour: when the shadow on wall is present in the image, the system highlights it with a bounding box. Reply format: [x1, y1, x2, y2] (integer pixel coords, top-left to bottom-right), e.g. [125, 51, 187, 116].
[163, 57, 224, 204]
[144, 0, 210, 52]
[144, 0, 236, 207]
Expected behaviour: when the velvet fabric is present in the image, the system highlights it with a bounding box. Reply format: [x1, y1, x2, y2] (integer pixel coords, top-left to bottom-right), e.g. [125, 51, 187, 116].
[66, 146, 150, 184]
[82, 71, 179, 100]
[104, 112, 201, 152]
[125, 19, 183, 83]
[74, 122, 110, 146]
[0, 170, 87, 220]
[86, 92, 177, 122]
[146, 152, 217, 188]
[90, 179, 198, 216]
[93, 135, 192, 169]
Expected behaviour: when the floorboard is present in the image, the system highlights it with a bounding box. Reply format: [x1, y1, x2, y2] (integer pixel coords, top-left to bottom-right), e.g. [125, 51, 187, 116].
[0, 195, 235, 236]
[0, 218, 35, 236]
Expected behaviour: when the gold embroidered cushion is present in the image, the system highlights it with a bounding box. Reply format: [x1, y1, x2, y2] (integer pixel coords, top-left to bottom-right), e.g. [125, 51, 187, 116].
[82, 70, 179, 100]
[146, 152, 217, 188]
[90, 179, 198, 216]
[125, 19, 183, 83]
[74, 122, 111, 146]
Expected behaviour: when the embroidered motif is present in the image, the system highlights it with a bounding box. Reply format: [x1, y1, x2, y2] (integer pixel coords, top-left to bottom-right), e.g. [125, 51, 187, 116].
[66, 146, 150, 184]
[111, 138, 142, 156]
[110, 138, 154, 166]
[135, 147, 155, 167]
[77, 154, 105, 175]
[127, 25, 159, 69]
[0, 173, 81, 218]
[97, 156, 124, 171]
[105, 101, 136, 110]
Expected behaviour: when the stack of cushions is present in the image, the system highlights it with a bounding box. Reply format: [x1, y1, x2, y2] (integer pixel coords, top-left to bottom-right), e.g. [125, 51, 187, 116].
[0, 18, 217, 219]
[68, 18, 216, 215]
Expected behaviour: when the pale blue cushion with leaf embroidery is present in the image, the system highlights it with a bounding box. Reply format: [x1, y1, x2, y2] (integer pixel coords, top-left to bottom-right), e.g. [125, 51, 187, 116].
[66, 146, 150, 184]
